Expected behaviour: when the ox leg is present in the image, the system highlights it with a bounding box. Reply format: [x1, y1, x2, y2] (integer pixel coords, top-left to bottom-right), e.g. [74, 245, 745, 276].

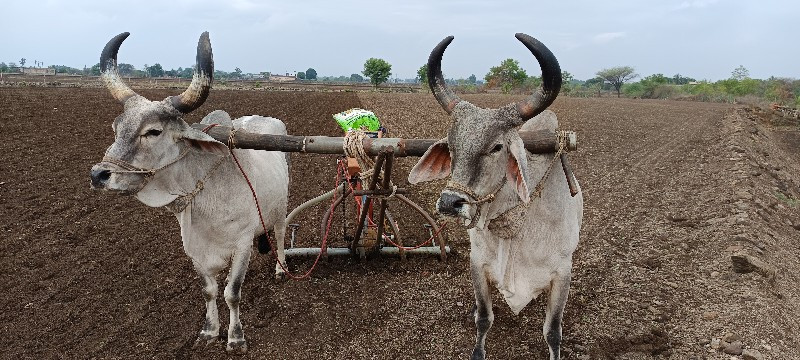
[470, 263, 494, 360]
[273, 219, 287, 280]
[543, 272, 571, 360]
[224, 247, 252, 354]
[194, 271, 220, 347]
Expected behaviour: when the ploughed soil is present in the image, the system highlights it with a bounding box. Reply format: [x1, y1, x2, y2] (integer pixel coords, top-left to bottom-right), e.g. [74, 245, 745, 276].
[1, 87, 799, 359]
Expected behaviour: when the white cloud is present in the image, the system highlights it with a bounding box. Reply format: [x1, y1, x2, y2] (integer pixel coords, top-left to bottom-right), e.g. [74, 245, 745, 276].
[592, 32, 626, 44]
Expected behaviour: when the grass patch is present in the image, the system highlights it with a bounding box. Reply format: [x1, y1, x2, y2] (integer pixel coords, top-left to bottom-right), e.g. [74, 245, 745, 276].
[774, 191, 798, 207]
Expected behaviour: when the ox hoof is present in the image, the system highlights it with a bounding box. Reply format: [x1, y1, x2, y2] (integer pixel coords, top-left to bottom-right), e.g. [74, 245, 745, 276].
[193, 333, 219, 348]
[274, 268, 286, 281]
[226, 339, 248, 354]
[470, 347, 485, 360]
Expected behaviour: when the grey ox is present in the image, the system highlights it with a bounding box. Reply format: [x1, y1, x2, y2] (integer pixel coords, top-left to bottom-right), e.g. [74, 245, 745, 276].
[408, 34, 583, 360]
[89, 32, 289, 354]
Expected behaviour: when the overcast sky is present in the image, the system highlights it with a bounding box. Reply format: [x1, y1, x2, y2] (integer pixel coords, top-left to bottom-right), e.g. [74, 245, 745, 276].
[1, 0, 796, 81]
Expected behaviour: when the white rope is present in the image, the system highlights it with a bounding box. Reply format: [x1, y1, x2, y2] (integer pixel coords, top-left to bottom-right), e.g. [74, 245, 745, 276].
[343, 130, 377, 182]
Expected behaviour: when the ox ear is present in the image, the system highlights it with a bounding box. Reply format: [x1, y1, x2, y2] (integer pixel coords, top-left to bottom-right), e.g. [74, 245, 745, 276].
[507, 137, 531, 203]
[408, 138, 451, 184]
[179, 127, 229, 155]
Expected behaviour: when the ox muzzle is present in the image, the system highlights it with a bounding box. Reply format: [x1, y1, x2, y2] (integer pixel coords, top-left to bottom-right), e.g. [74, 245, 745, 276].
[89, 162, 149, 195]
[436, 190, 477, 223]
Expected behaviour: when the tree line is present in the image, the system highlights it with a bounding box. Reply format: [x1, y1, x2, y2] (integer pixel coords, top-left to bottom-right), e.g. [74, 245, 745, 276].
[3, 55, 798, 107]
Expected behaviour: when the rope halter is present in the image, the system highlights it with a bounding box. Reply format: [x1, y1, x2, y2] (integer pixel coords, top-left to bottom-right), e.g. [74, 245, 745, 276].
[102, 147, 190, 178]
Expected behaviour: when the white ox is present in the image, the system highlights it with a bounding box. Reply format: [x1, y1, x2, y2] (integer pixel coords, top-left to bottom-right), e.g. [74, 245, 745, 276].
[89, 32, 288, 354]
[409, 34, 583, 360]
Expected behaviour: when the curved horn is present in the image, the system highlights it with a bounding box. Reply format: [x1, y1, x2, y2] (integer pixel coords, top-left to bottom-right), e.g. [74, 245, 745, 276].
[100, 32, 139, 103]
[513, 33, 562, 122]
[427, 36, 462, 114]
[169, 32, 214, 114]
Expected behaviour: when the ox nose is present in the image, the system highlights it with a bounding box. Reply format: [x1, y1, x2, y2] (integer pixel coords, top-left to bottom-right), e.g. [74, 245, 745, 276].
[437, 192, 467, 216]
[90, 168, 111, 188]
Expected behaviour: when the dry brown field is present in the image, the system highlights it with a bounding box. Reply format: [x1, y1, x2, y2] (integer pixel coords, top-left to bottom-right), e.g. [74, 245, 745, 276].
[1, 87, 799, 359]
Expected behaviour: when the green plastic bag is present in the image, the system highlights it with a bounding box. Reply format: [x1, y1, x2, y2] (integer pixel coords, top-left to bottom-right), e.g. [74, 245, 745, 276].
[333, 108, 381, 132]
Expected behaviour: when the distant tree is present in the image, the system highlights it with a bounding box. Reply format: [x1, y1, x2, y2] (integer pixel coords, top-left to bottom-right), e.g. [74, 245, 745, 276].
[19, 58, 26, 68]
[416, 64, 428, 85]
[559, 71, 574, 94]
[350, 73, 364, 82]
[731, 65, 749, 80]
[214, 70, 230, 79]
[467, 74, 477, 84]
[142, 64, 149, 77]
[561, 71, 574, 84]
[147, 63, 164, 77]
[305, 68, 317, 80]
[179, 67, 193, 78]
[362, 58, 392, 88]
[626, 73, 673, 99]
[50, 65, 82, 75]
[297, 71, 306, 80]
[90, 63, 101, 76]
[485, 58, 527, 93]
[672, 73, 695, 85]
[118, 63, 135, 76]
[584, 77, 606, 97]
[596, 66, 638, 97]
[234, 67, 243, 78]
[0, 62, 7, 73]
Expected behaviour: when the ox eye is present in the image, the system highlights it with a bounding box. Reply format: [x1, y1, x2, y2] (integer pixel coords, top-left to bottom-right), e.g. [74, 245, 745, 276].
[143, 129, 162, 137]
[490, 143, 503, 153]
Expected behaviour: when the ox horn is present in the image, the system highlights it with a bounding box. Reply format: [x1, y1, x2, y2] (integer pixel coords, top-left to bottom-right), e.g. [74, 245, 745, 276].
[427, 36, 462, 114]
[100, 32, 139, 103]
[512, 33, 562, 122]
[169, 32, 214, 114]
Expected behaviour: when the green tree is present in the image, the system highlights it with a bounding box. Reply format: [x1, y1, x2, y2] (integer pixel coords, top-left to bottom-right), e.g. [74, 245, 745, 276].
[234, 67, 243, 78]
[560, 71, 574, 94]
[19, 58, 26, 68]
[596, 66, 638, 97]
[467, 74, 477, 84]
[0, 62, 7, 73]
[672, 73, 695, 85]
[147, 63, 164, 77]
[118, 63, 135, 76]
[350, 73, 364, 82]
[362, 58, 392, 88]
[179, 67, 193, 78]
[731, 65, 749, 81]
[485, 58, 527, 93]
[584, 77, 606, 97]
[561, 71, 574, 84]
[305, 68, 317, 80]
[416, 64, 428, 85]
[90, 63, 101, 76]
[297, 71, 306, 80]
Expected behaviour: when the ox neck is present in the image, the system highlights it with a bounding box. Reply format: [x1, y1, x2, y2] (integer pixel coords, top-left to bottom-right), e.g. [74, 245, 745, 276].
[135, 149, 228, 209]
[476, 179, 521, 229]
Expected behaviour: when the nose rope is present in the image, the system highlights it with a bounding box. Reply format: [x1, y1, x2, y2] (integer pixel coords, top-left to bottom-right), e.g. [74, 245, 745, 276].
[444, 178, 506, 205]
[102, 147, 190, 177]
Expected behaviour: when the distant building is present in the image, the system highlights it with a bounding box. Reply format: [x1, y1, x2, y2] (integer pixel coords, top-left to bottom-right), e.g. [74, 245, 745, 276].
[269, 72, 297, 82]
[22, 67, 56, 75]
